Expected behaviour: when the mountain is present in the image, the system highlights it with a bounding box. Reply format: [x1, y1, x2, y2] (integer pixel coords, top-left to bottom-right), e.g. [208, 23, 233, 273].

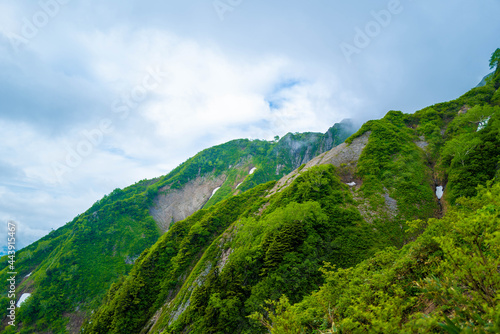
[80, 54, 500, 334]
[2, 51, 500, 334]
[0, 120, 356, 333]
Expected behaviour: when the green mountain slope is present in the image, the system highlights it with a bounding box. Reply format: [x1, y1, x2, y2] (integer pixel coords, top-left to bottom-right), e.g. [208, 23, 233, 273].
[254, 178, 500, 333]
[0, 121, 355, 333]
[82, 50, 500, 334]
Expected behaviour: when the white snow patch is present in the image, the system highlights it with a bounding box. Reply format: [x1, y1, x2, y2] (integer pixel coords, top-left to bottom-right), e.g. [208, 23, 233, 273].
[235, 182, 243, 189]
[436, 186, 443, 200]
[346, 182, 356, 187]
[249, 167, 257, 175]
[17, 293, 31, 307]
[25, 272, 32, 278]
[209, 187, 220, 199]
[477, 117, 491, 131]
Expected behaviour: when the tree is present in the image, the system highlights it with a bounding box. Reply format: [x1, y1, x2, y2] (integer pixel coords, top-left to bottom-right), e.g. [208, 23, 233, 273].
[489, 48, 500, 69]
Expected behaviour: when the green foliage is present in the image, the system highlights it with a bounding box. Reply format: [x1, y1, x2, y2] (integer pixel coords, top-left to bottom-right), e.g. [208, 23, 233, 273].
[254, 182, 500, 333]
[457, 86, 496, 106]
[492, 88, 500, 106]
[441, 106, 500, 202]
[248, 296, 305, 334]
[350, 110, 437, 230]
[247, 69, 500, 333]
[0, 180, 161, 333]
[417, 188, 500, 333]
[155, 120, 355, 202]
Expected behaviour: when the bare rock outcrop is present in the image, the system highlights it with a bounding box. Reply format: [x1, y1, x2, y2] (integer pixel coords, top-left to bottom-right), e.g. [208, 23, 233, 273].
[415, 135, 429, 149]
[150, 174, 226, 232]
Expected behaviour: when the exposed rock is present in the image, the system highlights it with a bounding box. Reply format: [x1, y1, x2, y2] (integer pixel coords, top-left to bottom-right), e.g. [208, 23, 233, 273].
[318, 119, 356, 153]
[383, 191, 398, 218]
[125, 255, 139, 265]
[193, 263, 213, 290]
[275, 164, 285, 175]
[144, 307, 164, 334]
[169, 299, 190, 325]
[64, 310, 86, 334]
[475, 72, 494, 88]
[458, 105, 471, 115]
[149, 174, 226, 232]
[415, 135, 429, 149]
[217, 248, 233, 272]
[308, 131, 370, 168]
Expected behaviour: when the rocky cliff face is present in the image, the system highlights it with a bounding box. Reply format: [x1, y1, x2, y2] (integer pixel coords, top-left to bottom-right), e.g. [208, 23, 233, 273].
[150, 174, 227, 232]
[271, 119, 356, 171]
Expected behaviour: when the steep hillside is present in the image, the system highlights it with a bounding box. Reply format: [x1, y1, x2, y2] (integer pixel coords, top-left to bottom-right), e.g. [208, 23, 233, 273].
[251, 179, 500, 333]
[0, 121, 355, 333]
[82, 51, 500, 334]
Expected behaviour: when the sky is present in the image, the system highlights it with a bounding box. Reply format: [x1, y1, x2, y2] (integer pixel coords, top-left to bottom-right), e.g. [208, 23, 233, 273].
[0, 0, 499, 249]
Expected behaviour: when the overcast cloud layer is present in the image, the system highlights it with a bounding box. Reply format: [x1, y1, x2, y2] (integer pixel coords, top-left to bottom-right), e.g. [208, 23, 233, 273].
[1, 0, 499, 249]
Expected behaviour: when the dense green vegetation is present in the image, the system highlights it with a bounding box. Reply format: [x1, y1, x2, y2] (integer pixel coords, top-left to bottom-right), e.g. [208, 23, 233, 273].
[441, 105, 500, 202]
[348, 109, 437, 222]
[148, 121, 355, 206]
[164, 166, 390, 334]
[0, 179, 161, 333]
[252, 181, 500, 333]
